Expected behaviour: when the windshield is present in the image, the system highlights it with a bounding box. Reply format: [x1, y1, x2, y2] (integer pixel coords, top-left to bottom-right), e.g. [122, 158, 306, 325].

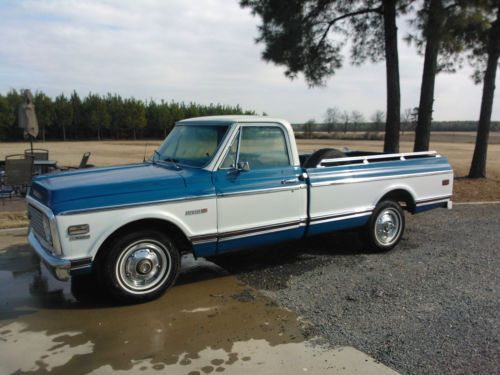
[154, 124, 230, 167]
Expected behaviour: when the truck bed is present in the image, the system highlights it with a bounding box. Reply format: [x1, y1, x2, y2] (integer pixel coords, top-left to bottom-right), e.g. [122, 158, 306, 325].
[300, 149, 453, 237]
[299, 149, 439, 168]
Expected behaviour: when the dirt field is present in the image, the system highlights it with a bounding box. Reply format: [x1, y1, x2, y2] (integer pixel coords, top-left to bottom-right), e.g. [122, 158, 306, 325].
[297, 131, 500, 144]
[298, 138, 500, 202]
[1, 135, 499, 203]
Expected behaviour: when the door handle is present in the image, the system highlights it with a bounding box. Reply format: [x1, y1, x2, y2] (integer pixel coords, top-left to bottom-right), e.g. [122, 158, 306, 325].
[281, 178, 299, 185]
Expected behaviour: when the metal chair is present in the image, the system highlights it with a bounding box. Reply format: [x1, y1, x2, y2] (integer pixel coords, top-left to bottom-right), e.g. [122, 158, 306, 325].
[4, 154, 34, 197]
[79, 152, 91, 168]
[0, 168, 14, 203]
[25, 148, 49, 161]
[58, 152, 93, 171]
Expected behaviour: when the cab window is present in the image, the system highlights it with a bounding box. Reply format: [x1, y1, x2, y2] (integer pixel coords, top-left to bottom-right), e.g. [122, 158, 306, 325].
[220, 126, 290, 170]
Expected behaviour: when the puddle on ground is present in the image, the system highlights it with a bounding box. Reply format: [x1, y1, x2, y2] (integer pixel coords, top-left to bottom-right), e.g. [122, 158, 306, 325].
[0, 231, 398, 375]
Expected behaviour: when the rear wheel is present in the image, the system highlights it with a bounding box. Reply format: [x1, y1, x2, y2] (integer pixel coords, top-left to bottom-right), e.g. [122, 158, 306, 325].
[364, 200, 405, 252]
[102, 229, 180, 303]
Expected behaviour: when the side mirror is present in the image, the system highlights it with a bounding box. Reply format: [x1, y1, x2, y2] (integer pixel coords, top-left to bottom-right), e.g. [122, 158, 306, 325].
[237, 161, 250, 172]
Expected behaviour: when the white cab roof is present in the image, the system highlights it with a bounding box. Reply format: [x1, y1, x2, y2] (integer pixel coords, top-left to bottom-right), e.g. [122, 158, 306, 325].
[178, 115, 290, 126]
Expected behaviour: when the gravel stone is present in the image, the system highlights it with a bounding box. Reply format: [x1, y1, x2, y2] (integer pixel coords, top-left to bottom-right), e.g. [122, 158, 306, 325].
[214, 205, 500, 375]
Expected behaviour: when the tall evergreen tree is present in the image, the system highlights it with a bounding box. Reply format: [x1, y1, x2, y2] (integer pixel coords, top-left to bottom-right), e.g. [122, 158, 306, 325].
[240, 0, 411, 152]
[70, 91, 82, 139]
[33, 91, 54, 141]
[468, 2, 500, 178]
[0, 90, 255, 141]
[1, 90, 22, 140]
[409, 0, 479, 151]
[54, 94, 73, 141]
[0, 95, 15, 140]
[83, 93, 110, 140]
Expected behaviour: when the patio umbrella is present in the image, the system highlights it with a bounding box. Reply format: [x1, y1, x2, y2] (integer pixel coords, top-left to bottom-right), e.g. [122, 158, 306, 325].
[18, 89, 39, 154]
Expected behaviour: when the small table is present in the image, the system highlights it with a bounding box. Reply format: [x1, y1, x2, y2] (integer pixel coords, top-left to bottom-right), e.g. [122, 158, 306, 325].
[34, 160, 57, 175]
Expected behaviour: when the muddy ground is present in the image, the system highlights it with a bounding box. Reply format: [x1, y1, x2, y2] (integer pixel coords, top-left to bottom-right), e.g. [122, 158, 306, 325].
[0, 229, 398, 375]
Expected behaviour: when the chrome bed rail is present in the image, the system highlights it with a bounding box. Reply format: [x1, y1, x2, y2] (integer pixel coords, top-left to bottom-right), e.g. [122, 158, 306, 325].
[317, 151, 439, 168]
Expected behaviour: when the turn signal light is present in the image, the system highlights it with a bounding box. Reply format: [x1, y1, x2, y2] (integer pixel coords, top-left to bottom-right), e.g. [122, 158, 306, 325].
[442, 179, 450, 186]
[68, 224, 89, 236]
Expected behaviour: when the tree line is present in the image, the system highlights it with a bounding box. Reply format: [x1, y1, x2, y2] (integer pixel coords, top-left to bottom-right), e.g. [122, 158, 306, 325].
[298, 107, 500, 133]
[0, 90, 256, 142]
[240, 0, 500, 178]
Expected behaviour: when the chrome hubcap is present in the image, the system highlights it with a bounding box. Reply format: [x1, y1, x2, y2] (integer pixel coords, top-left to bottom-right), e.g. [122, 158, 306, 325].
[374, 208, 402, 245]
[117, 240, 171, 293]
[137, 259, 153, 274]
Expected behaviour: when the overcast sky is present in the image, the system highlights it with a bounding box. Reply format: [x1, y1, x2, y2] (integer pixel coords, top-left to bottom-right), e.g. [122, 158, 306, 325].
[0, 0, 498, 123]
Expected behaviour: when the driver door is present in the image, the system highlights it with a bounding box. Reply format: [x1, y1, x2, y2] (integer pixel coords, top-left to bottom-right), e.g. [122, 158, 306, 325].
[212, 124, 307, 253]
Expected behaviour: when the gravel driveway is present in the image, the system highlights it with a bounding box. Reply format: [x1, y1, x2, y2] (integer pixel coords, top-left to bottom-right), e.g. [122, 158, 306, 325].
[214, 205, 500, 375]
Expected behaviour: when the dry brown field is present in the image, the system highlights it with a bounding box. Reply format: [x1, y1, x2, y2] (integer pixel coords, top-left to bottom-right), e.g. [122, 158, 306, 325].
[298, 131, 500, 144]
[1, 134, 499, 203]
[297, 138, 500, 202]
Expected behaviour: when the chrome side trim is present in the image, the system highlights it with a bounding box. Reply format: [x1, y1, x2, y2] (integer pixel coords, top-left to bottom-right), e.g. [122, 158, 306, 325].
[415, 195, 452, 206]
[217, 184, 306, 198]
[191, 237, 218, 245]
[219, 221, 306, 242]
[191, 209, 374, 244]
[311, 170, 453, 187]
[58, 194, 216, 216]
[310, 165, 450, 181]
[310, 209, 373, 225]
[190, 218, 307, 244]
[70, 257, 93, 271]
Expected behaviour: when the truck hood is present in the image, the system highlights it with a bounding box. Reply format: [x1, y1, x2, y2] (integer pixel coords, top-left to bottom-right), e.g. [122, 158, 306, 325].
[29, 162, 209, 215]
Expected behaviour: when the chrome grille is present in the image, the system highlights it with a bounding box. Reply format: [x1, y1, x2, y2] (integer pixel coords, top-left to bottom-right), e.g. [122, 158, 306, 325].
[28, 205, 48, 243]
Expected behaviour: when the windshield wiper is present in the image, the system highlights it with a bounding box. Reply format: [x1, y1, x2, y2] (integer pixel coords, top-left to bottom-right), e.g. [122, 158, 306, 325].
[151, 151, 181, 168]
[163, 157, 179, 163]
[151, 150, 161, 165]
[162, 156, 182, 170]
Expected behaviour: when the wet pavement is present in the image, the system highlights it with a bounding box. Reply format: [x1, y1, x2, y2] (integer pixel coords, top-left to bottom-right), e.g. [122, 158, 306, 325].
[0, 229, 399, 375]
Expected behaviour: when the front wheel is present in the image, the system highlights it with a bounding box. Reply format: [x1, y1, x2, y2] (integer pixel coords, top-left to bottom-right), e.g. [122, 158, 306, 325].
[363, 200, 405, 252]
[102, 229, 180, 303]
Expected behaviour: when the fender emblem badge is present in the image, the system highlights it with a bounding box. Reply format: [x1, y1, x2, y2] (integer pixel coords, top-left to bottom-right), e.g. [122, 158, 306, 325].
[69, 234, 90, 241]
[185, 208, 208, 216]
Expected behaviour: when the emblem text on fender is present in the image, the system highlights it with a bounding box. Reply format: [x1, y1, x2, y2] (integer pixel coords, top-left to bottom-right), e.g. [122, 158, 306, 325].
[185, 208, 208, 216]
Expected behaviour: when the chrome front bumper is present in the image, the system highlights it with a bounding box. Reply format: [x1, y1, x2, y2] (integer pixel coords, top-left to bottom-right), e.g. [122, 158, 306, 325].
[28, 229, 71, 281]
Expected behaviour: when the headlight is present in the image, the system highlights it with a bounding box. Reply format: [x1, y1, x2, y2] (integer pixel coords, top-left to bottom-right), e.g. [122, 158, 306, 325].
[42, 216, 53, 244]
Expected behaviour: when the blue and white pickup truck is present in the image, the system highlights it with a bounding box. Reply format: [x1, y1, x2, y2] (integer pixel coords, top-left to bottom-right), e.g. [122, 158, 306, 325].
[27, 116, 453, 302]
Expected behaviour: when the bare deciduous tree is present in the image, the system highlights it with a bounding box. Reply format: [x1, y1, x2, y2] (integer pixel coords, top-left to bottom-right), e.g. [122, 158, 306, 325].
[324, 107, 341, 133]
[341, 111, 351, 134]
[371, 110, 386, 131]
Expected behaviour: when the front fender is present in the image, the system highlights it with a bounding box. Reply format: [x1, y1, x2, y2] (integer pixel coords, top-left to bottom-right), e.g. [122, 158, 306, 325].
[56, 198, 217, 260]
